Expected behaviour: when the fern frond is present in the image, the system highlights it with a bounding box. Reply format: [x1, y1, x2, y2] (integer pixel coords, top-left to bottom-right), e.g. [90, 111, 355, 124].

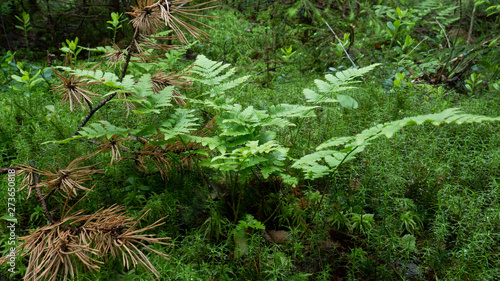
[115, 75, 174, 114]
[79, 121, 132, 139]
[160, 108, 199, 141]
[189, 55, 250, 97]
[207, 140, 289, 180]
[293, 108, 500, 179]
[268, 104, 318, 118]
[55, 66, 132, 90]
[304, 64, 380, 108]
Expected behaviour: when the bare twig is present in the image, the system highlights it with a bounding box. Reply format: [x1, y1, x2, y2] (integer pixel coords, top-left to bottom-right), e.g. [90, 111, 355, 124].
[325, 21, 357, 68]
[468, 4, 476, 44]
[30, 161, 55, 224]
[435, 18, 451, 48]
[398, 38, 427, 64]
[70, 31, 138, 138]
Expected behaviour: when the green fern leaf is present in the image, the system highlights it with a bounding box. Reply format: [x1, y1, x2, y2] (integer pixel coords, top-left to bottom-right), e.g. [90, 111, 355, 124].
[296, 108, 500, 179]
[268, 104, 318, 118]
[189, 55, 250, 97]
[160, 109, 199, 141]
[304, 64, 380, 106]
[79, 121, 131, 139]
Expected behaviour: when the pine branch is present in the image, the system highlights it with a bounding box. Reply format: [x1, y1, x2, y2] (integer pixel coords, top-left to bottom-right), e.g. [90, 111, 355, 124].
[70, 31, 137, 138]
[30, 161, 55, 224]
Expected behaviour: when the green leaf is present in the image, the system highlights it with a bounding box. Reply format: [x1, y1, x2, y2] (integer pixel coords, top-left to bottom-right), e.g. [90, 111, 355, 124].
[304, 64, 380, 104]
[387, 21, 396, 31]
[268, 104, 317, 118]
[78, 121, 131, 139]
[337, 94, 358, 109]
[295, 108, 500, 179]
[1, 215, 18, 223]
[11, 74, 23, 83]
[160, 109, 199, 141]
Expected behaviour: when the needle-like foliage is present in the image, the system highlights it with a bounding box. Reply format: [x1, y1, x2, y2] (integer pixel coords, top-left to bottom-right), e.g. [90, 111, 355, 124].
[128, 0, 219, 44]
[0, 206, 170, 281]
[52, 70, 101, 112]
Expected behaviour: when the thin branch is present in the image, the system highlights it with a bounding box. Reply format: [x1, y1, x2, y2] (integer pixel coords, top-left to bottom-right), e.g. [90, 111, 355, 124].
[435, 18, 451, 48]
[398, 38, 427, 64]
[0, 166, 19, 174]
[70, 31, 137, 138]
[30, 161, 55, 224]
[325, 21, 357, 68]
[467, 4, 476, 44]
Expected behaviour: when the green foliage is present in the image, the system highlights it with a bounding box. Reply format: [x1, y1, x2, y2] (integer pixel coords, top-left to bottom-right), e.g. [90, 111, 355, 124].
[2, 1, 500, 280]
[10, 62, 44, 92]
[348, 213, 375, 235]
[15, 11, 32, 49]
[107, 12, 126, 43]
[75, 121, 131, 140]
[303, 64, 380, 108]
[294, 108, 500, 179]
[189, 54, 250, 97]
[60, 37, 82, 64]
[160, 109, 199, 141]
[465, 73, 484, 95]
[232, 214, 265, 258]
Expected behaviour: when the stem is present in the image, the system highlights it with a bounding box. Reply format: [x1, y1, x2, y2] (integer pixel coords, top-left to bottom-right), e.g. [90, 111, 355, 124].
[48, 118, 65, 139]
[300, 146, 359, 239]
[325, 21, 357, 68]
[467, 4, 476, 44]
[70, 30, 137, 138]
[435, 18, 451, 48]
[30, 162, 55, 224]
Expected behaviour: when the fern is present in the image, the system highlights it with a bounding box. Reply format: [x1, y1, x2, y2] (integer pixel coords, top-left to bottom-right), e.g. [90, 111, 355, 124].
[189, 55, 250, 97]
[417, 0, 459, 26]
[160, 109, 199, 141]
[293, 108, 500, 179]
[205, 139, 289, 181]
[45, 121, 132, 144]
[304, 64, 380, 108]
[128, 74, 173, 114]
[268, 104, 317, 118]
[78, 121, 131, 138]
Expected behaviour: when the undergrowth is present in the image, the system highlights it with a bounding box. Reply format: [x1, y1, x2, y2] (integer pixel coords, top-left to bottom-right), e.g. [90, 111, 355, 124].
[1, 0, 500, 280]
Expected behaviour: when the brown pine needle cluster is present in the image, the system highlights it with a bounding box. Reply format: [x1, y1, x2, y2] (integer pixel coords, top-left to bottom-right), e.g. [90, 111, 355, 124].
[18, 156, 103, 200]
[129, 0, 164, 35]
[128, 0, 219, 44]
[102, 43, 127, 69]
[96, 134, 131, 165]
[52, 70, 101, 112]
[0, 206, 170, 281]
[138, 34, 183, 55]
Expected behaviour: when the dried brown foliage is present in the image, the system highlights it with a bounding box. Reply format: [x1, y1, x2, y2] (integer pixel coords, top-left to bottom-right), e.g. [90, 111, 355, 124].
[96, 134, 131, 165]
[52, 70, 102, 112]
[128, 0, 219, 44]
[102, 43, 127, 69]
[151, 68, 192, 106]
[18, 156, 103, 200]
[0, 206, 170, 281]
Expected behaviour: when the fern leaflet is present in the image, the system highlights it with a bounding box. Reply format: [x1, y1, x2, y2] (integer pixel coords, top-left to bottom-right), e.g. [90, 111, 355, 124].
[304, 64, 380, 108]
[294, 108, 500, 179]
